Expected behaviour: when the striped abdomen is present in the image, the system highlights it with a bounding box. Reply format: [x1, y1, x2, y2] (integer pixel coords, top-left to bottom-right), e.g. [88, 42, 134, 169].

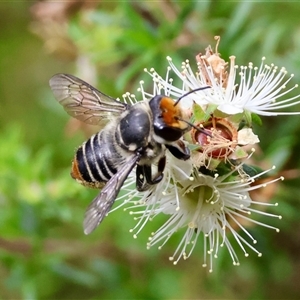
[71, 130, 124, 188]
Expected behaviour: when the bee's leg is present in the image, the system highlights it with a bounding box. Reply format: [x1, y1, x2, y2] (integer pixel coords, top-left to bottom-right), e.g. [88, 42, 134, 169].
[145, 155, 166, 185]
[136, 156, 166, 191]
[136, 164, 150, 191]
[155, 155, 166, 180]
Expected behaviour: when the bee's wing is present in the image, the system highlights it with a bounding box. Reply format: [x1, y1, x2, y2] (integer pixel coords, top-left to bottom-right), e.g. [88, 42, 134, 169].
[49, 73, 128, 126]
[83, 154, 141, 235]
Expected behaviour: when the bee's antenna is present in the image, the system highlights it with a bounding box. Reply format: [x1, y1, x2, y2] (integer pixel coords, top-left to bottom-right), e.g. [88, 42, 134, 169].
[174, 86, 210, 107]
[176, 117, 212, 137]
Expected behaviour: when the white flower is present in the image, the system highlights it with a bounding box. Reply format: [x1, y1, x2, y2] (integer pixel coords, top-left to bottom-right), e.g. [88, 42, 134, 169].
[128, 152, 284, 272]
[142, 56, 300, 116]
[107, 51, 297, 271]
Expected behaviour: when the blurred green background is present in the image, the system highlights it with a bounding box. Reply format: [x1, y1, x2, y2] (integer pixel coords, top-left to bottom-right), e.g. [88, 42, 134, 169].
[0, 1, 300, 299]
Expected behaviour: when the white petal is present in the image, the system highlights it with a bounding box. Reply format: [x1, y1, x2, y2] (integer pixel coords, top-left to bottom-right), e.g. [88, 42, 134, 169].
[217, 103, 244, 115]
[238, 128, 260, 145]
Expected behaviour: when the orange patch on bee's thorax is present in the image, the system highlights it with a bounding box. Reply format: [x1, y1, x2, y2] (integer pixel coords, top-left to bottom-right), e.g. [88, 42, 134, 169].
[160, 97, 182, 127]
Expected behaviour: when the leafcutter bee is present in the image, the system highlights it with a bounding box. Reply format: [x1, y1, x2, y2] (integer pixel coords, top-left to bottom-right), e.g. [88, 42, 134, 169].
[49, 74, 209, 234]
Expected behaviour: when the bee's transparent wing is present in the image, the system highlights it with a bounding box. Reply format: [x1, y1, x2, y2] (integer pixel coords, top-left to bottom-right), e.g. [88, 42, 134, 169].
[83, 154, 140, 235]
[49, 73, 128, 126]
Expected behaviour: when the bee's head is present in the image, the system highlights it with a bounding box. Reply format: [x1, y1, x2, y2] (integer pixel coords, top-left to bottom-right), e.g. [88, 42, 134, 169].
[149, 87, 210, 143]
[149, 96, 189, 142]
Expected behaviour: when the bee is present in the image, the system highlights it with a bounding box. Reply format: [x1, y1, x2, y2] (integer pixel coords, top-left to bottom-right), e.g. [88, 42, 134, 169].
[49, 74, 209, 234]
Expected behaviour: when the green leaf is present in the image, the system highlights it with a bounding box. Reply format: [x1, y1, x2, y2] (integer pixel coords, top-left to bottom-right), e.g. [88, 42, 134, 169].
[193, 102, 210, 122]
[243, 110, 252, 126]
[242, 164, 264, 178]
[251, 113, 263, 126]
